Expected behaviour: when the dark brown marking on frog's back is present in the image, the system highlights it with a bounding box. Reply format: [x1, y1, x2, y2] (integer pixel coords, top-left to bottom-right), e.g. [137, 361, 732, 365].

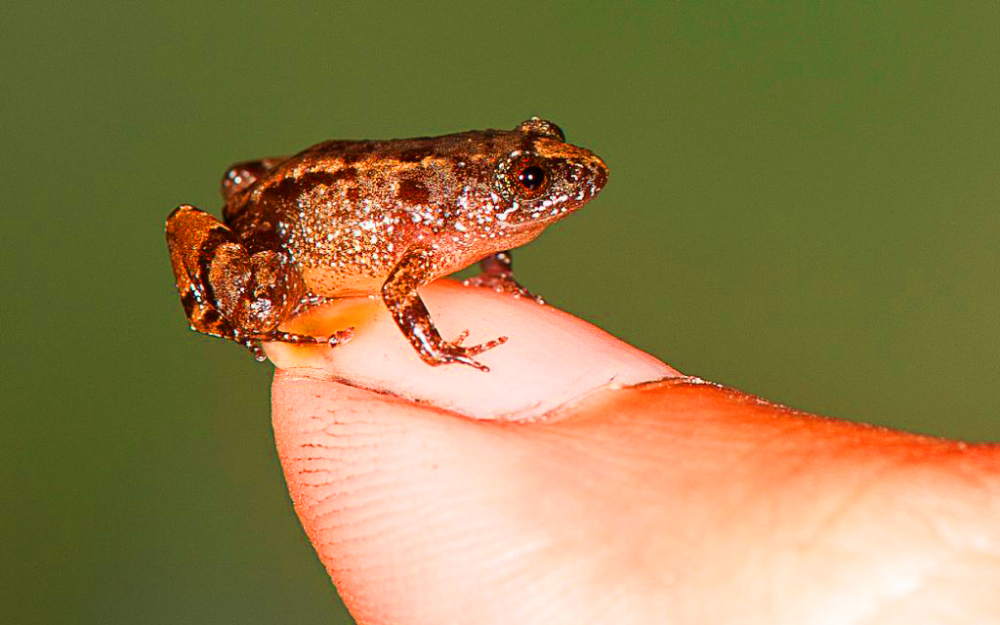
[297, 167, 359, 188]
[264, 175, 305, 206]
[397, 148, 434, 163]
[319, 141, 380, 165]
[254, 167, 359, 208]
[330, 166, 359, 182]
[397, 177, 431, 205]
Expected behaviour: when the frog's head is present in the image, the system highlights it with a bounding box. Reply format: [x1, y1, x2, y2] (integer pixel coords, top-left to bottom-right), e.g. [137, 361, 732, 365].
[487, 118, 609, 231]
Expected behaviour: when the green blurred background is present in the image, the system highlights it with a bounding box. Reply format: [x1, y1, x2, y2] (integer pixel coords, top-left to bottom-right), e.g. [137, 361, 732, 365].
[3, 2, 997, 623]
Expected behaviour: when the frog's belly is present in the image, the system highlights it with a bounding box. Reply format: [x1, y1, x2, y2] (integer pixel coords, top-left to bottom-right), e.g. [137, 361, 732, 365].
[301, 267, 384, 298]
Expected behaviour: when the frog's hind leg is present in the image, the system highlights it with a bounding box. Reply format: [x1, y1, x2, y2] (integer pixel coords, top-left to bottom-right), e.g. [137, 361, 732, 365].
[166, 205, 350, 360]
[166, 205, 243, 343]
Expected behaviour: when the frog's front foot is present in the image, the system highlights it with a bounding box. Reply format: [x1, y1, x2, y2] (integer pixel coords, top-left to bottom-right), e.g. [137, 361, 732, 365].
[421, 331, 508, 372]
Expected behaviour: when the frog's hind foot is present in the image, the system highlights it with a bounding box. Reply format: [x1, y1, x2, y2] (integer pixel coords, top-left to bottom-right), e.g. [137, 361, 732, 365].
[236, 327, 355, 362]
[463, 272, 544, 304]
[463, 251, 545, 304]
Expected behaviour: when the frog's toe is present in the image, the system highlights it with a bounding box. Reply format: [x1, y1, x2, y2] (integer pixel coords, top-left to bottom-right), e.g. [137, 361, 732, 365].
[463, 335, 508, 357]
[449, 353, 491, 372]
[240, 339, 268, 362]
[326, 327, 355, 347]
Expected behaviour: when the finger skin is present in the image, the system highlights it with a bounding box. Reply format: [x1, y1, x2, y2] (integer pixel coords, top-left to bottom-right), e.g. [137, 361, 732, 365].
[270, 283, 1000, 624]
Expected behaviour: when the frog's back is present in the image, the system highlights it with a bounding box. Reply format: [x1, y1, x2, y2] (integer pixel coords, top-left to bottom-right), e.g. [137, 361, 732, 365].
[224, 129, 520, 222]
[219, 119, 606, 297]
[288, 128, 522, 175]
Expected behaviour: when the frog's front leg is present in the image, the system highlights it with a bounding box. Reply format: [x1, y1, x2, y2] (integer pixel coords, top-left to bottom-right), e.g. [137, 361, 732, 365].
[463, 251, 544, 303]
[165, 205, 351, 360]
[383, 247, 507, 371]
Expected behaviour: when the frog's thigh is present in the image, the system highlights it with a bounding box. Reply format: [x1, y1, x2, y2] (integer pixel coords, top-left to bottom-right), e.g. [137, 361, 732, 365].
[165, 205, 243, 339]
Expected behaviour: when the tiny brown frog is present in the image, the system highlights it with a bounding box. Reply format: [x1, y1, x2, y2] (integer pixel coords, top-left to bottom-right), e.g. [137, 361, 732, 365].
[165, 118, 608, 371]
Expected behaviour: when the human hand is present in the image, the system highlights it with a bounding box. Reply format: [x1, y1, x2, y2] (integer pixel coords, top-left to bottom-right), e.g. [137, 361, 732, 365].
[266, 280, 1000, 625]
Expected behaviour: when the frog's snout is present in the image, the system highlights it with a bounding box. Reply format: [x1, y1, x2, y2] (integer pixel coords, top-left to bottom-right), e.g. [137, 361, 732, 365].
[588, 153, 609, 196]
[574, 150, 609, 203]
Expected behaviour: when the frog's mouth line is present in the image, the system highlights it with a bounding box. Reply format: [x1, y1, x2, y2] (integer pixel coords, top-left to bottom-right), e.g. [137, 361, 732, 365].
[494, 212, 569, 232]
[497, 200, 589, 228]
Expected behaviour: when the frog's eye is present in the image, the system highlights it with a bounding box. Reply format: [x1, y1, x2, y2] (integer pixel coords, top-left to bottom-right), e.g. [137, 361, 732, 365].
[494, 152, 554, 203]
[516, 165, 547, 193]
[509, 160, 550, 199]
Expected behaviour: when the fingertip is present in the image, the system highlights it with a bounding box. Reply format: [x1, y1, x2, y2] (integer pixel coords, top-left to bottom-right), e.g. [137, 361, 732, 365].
[265, 280, 679, 421]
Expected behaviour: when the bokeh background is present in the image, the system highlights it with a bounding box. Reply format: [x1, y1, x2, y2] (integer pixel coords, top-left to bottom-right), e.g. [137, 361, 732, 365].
[3, 2, 997, 623]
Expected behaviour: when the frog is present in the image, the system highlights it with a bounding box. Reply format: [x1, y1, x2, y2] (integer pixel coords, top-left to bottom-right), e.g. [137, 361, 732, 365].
[165, 117, 609, 371]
